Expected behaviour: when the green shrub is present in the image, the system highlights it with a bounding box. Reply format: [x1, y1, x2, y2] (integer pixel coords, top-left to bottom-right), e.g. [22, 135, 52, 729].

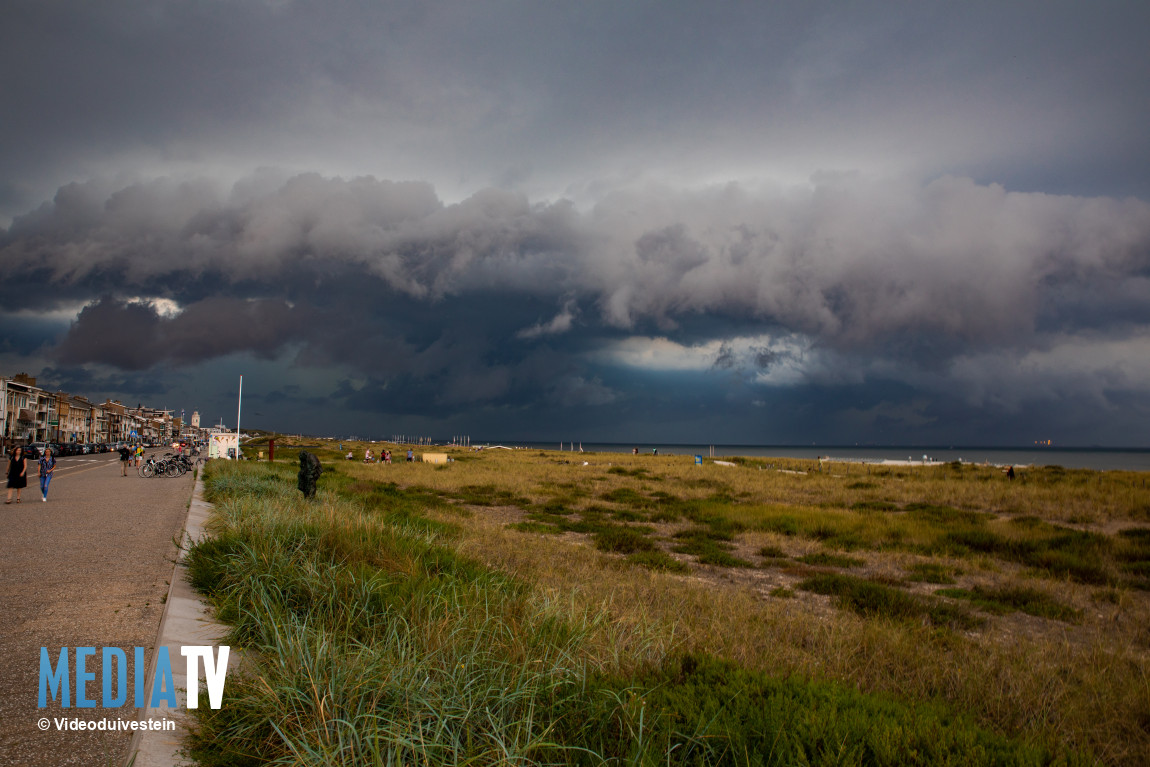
[509, 521, 561, 534]
[625, 550, 690, 574]
[557, 654, 1064, 766]
[851, 499, 896, 511]
[800, 573, 980, 628]
[594, 526, 657, 554]
[905, 562, 960, 584]
[937, 586, 1082, 623]
[796, 552, 865, 569]
[762, 515, 800, 536]
[758, 544, 788, 559]
[671, 534, 753, 568]
[600, 487, 647, 506]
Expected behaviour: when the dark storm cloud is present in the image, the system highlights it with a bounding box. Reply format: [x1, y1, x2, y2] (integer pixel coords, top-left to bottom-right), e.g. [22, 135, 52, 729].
[35, 365, 169, 399]
[1, 171, 1148, 421]
[4, 2, 1150, 223]
[53, 295, 314, 370]
[3, 2, 1150, 442]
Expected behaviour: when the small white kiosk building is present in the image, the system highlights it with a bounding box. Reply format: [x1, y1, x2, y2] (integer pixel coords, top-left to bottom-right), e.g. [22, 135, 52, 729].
[208, 432, 239, 459]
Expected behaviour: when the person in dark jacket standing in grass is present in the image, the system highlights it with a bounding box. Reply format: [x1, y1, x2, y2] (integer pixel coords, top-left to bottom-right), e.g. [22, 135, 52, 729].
[38, 446, 55, 502]
[298, 451, 322, 498]
[6, 445, 27, 504]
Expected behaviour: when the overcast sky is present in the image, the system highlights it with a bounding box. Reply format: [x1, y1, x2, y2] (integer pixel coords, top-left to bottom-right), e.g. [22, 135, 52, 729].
[2, 1, 1149, 446]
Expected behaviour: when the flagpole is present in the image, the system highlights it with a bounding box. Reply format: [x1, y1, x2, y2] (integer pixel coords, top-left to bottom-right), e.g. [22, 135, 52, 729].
[236, 375, 242, 459]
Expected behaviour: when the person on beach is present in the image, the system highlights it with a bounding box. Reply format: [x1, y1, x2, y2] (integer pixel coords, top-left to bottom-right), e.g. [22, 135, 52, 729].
[384, 450, 392, 465]
[406, 449, 414, 462]
[118, 444, 132, 476]
[6, 446, 27, 504]
[38, 447, 55, 502]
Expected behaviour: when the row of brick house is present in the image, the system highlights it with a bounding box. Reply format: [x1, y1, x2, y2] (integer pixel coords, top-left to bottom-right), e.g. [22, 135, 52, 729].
[0, 372, 205, 453]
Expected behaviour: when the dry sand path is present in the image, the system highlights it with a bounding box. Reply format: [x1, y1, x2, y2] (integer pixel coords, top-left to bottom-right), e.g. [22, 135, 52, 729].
[0, 453, 194, 766]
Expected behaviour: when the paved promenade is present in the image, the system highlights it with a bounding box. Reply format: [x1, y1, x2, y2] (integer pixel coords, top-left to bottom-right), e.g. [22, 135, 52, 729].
[0, 453, 195, 766]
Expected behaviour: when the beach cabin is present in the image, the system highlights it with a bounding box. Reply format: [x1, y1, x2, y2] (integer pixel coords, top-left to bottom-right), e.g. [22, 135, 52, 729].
[209, 432, 239, 459]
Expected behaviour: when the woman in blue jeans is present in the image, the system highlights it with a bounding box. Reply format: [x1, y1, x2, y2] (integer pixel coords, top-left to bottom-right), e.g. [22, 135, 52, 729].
[38, 447, 55, 502]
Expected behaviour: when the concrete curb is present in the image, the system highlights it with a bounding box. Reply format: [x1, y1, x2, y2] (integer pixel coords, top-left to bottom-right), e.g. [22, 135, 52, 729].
[127, 471, 234, 766]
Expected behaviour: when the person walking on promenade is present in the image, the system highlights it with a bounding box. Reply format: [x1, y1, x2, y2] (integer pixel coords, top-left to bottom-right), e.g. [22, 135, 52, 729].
[118, 443, 132, 476]
[5, 445, 27, 504]
[38, 446, 56, 502]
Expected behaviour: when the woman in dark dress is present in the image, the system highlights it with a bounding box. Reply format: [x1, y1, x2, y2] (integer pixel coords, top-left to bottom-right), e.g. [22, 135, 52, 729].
[6, 446, 28, 504]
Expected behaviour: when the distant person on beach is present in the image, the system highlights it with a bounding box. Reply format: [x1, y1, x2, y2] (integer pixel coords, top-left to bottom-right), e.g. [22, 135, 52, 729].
[364, 448, 373, 463]
[38, 447, 55, 502]
[384, 450, 392, 465]
[406, 449, 414, 462]
[1006, 465, 1015, 480]
[346, 450, 354, 460]
[633, 447, 638, 455]
[6, 446, 27, 503]
[118, 444, 132, 476]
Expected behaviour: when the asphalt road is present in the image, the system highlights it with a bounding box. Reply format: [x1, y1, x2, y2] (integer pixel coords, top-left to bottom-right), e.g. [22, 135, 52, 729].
[0, 452, 195, 766]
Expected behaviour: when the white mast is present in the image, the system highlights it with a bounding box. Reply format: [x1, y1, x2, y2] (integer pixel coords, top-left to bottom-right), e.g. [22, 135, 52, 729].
[236, 375, 242, 458]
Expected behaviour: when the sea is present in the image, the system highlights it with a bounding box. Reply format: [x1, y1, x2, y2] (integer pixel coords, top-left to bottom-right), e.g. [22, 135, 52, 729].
[487, 443, 1150, 472]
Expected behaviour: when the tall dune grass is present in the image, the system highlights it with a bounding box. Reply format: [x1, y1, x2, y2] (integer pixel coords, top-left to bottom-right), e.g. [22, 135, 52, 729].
[184, 458, 1096, 765]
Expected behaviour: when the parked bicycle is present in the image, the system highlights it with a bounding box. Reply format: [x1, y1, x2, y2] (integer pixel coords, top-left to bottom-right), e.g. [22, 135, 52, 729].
[138, 452, 201, 478]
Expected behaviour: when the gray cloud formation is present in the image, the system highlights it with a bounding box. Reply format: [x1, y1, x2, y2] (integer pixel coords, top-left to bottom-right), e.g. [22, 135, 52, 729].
[54, 296, 312, 369]
[3, 2, 1149, 222]
[3, 2, 1150, 442]
[2, 172, 1148, 411]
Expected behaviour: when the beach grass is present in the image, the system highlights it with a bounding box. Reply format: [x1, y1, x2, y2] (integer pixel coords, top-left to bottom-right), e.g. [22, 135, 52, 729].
[183, 443, 1150, 764]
